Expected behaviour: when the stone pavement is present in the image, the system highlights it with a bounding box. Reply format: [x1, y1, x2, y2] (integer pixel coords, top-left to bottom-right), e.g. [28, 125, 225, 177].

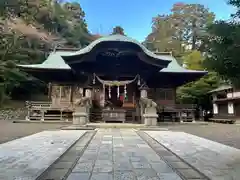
[66, 129, 183, 180]
[0, 130, 86, 179]
[1, 128, 239, 180]
[146, 131, 240, 180]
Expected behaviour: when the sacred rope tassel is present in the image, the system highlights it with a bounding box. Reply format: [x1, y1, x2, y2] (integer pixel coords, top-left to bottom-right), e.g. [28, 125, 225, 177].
[108, 85, 111, 98]
[124, 84, 127, 98]
[117, 86, 120, 98]
[137, 75, 141, 86]
[93, 73, 96, 84]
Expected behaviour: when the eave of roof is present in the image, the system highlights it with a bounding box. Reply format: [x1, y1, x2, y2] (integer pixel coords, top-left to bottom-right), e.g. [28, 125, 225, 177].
[159, 55, 207, 74]
[17, 51, 71, 70]
[209, 85, 232, 93]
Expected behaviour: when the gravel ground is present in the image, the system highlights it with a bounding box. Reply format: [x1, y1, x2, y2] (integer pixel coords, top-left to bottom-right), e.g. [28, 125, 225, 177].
[0, 120, 64, 144]
[166, 123, 240, 149]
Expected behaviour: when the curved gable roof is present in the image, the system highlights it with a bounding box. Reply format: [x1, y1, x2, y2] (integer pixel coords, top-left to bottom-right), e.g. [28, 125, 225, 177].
[61, 35, 171, 63]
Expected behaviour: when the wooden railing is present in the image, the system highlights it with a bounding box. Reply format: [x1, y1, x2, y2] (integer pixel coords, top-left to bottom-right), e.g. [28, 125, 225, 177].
[26, 101, 74, 110]
[158, 104, 196, 112]
[25, 101, 74, 121]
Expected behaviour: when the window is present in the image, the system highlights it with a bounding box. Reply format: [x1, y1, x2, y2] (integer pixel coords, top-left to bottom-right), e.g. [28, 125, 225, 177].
[156, 88, 173, 100]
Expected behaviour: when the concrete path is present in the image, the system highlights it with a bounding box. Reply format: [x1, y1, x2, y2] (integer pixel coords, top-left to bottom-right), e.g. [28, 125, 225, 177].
[146, 131, 240, 180]
[0, 130, 86, 179]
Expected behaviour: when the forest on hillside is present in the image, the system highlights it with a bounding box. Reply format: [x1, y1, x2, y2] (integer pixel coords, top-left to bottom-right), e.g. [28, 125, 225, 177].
[0, 0, 94, 104]
[0, 0, 240, 110]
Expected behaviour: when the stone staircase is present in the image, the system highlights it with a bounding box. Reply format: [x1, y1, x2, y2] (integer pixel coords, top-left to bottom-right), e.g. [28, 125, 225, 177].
[90, 106, 137, 123]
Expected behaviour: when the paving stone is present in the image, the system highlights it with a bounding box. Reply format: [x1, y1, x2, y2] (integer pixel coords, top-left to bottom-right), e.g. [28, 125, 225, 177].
[178, 168, 204, 179]
[114, 170, 136, 180]
[132, 161, 151, 169]
[169, 161, 191, 169]
[134, 168, 159, 180]
[95, 160, 113, 166]
[52, 161, 73, 169]
[158, 150, 174, 157]
[61, 155, 78, 162]
[157, 172, 183, 180]
[44, 168, 69, 179]
[0, 130, 86, 179]
[129, 156, 148, 162]
[163, 156, 181, 162]
[150, 162, 174, 173]
[93, 164, 113, 172]
[81, 154, 98, 161]
[72, 162, 94, 172]
[114, 160, 132, 171]
[74, 146, 85, 151]
[67, 172, 91, 180]
[146, 130, 240, 180]
[97, 155, 112, 161]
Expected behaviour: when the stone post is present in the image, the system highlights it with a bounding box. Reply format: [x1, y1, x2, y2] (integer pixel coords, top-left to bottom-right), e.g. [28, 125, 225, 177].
[179, 112, 183, 123]
[213, 103, 218, 115]
[228, 102, 234, 115]
[85, 89, 92, 98]
[85, 87, 92, 123]
[140, 89, 148, 98]
[139, 97, 158, 126]
[139, 86, 149, 123]
[72, 107, 87, 125]
[143, 107, 158, 126]
[212, 94, 218, 115]
[191, 111, 196, 123]
[40, 110, 44, 121]
[72, 94, 92, 126]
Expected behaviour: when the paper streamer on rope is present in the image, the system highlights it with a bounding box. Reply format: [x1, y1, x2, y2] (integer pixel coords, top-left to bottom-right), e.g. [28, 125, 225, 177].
[95, 74, 140, 86]
[93, 74, 96, 84]
[124, 84, 127, 98]
[108, 85, 111, 98]
[117, 86, 120, 98]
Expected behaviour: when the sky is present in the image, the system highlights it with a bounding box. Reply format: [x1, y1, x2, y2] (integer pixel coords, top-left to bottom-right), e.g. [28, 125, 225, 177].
[77, 0, 235, 42]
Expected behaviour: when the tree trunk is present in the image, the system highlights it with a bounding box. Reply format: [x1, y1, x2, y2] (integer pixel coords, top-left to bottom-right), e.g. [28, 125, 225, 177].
[191, 19, 197, 50]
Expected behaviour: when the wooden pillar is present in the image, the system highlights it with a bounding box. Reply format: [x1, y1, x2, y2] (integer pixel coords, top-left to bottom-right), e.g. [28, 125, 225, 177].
[48, 83, 52, 100]
[59, 86, 62, 104]
[69, 85, 73, 102]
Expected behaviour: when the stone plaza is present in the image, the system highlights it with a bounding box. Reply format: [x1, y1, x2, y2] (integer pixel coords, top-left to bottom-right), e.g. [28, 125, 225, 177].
[0, 128, 240, 180]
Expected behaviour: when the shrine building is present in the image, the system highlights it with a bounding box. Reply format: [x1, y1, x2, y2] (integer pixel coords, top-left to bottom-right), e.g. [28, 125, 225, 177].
[18, 35, 207, 123]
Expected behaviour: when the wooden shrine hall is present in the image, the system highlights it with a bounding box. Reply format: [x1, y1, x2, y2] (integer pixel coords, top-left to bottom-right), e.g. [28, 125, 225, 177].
[18, 35, 207, 123]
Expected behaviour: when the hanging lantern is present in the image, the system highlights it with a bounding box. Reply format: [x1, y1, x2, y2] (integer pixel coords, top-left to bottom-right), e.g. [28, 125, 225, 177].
[108, 85, 111, 98]
[117, 86, 120, 98]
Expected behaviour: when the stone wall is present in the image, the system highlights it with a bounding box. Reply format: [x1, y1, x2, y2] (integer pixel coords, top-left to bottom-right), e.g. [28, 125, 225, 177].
[0, 108, 27, 120]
